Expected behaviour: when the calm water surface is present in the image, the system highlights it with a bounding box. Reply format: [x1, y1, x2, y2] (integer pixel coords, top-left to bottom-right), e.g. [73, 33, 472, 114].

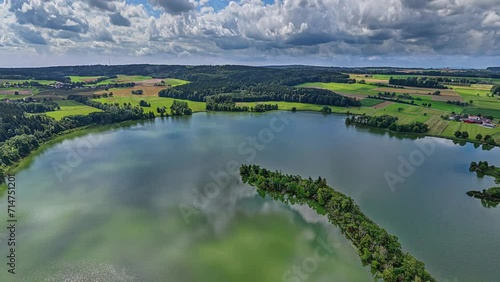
[1, 112, 499, 282]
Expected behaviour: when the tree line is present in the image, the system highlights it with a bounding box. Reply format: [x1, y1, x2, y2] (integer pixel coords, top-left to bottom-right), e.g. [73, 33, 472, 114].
[240, 164, 436, 282]
[206, 95, 278, 112]
[1, 97, 156, 185]
[345, 115, 429, 133]
[389, 77, 448, 89]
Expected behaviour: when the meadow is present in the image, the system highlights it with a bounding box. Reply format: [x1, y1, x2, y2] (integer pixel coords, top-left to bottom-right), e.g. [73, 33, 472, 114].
[297, 82, 377, 96]
[297, 75, 500, 144]
[68, 76, 103, 83]
[46, 100, 102, 120]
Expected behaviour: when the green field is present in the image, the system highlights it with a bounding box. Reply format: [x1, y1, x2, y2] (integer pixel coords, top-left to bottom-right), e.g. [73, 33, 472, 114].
[359, 74, 500, 84]
[94, 96, 206, 115]
[360, 98, 385, 107]
[0, 79, 58, 85]
[160, 78, 190, 87]
[440, 121, 500, 142]
[94, 75, 154, 85]
[0, 94, 30, 100]
[410, 100, 463, 112]
[68, 76, 103, 83]
[46, 100, 102, 120]
[297, 82, 377, 95]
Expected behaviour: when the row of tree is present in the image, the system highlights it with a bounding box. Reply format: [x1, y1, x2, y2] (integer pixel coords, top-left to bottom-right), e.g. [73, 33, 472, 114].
[345, 115, 429, 133]
[206, 95, 278, 112]
[389, 77, 448, 89]
[454, 131, 496, 145]
[239, 165, 436, 282]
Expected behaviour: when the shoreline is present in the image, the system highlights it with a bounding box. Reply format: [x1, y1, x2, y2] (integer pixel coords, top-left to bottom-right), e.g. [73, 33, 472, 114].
[0, 119, 146, 194]
[2, 110, 498, 192]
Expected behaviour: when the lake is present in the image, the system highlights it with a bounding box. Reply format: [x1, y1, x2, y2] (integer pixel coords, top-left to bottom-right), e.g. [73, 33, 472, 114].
[1, 112, 499, 282]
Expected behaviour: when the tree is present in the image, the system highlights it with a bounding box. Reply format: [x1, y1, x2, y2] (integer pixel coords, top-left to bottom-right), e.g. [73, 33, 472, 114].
[291, 107, 297, 112]
[454, 131, 462, 138]
[486, 138, 496, 146]
[484, 135, 492, 141]
[491, 85, 500, 96]
[321, 106, 332, 114]
[476, 134, 483, 141]
[462, 131, 469, 139]
[14, 91, 19, 95]
[139, 100, 151, 107]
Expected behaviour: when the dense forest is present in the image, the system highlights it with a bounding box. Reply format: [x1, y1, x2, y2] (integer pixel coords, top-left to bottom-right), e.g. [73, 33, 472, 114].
[240, 164, 436, 282]
[0, 65, 351, 84]
[389, 77, 448, 89]
[345, 115, 429, 133]
[0, 97, 155, 185]
[159, 84, 361, 107]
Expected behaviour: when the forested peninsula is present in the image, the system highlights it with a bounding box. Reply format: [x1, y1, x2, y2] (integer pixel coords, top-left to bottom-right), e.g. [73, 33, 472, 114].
[239, 164, 436, 282]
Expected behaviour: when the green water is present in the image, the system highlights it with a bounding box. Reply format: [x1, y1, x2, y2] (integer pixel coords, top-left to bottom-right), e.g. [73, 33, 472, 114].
[1, 112, 500, 281]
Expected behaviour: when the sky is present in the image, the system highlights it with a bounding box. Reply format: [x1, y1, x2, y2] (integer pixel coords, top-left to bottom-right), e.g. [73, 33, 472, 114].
[0, 0, 499, 68]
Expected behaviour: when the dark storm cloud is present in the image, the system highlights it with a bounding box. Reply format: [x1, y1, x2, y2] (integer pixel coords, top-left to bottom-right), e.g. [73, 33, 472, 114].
[149, 0, 195, 14]
[110, 13, 131, 27]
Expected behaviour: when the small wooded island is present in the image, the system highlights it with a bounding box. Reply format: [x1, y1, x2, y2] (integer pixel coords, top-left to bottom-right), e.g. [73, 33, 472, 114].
[468, 161, 500, 207]
[240, 164, 436, 282]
